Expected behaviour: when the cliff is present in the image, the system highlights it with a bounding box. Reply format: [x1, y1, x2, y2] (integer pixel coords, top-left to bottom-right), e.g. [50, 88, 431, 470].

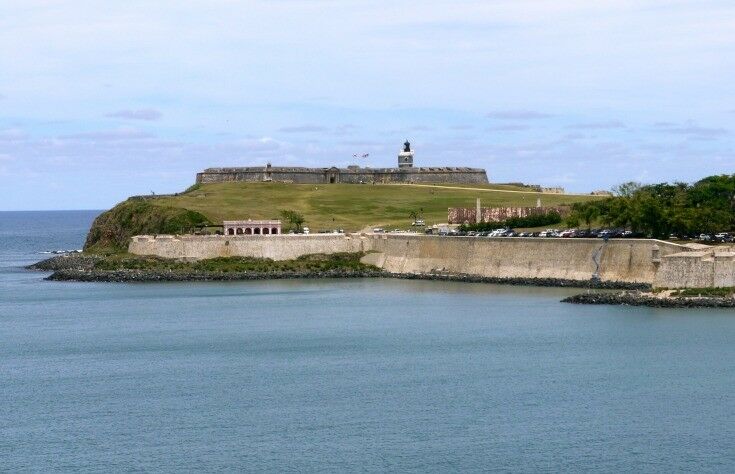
[84, 200, 210, 253]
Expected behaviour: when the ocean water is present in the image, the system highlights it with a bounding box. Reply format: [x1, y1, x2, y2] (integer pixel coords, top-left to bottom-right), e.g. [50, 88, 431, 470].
[1, 211, 735, 472]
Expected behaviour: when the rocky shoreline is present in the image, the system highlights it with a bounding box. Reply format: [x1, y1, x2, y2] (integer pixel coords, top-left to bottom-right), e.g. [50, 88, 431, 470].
[562, 291, 735, 308]
[28, 254, 649, 290]
[46, 268, 388, 282]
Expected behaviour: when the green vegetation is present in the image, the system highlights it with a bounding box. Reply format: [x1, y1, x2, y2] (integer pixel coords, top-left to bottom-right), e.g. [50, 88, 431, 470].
[460, 211, 563, 232]
[93, 252, 376, 273]
[567, 175, 735, 238]
[280, 209, 306, 232]
[153, 182, 598, 231]
[84, 200, 211, 253]
[670, 287, 735, 298]
[84, 182, 600, 253]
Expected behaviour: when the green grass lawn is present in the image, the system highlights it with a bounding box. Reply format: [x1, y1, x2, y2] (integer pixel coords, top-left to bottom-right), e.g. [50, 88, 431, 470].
[154, 182, 602, 232]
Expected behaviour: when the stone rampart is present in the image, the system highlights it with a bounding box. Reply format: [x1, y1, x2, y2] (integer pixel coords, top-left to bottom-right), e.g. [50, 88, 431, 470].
[129, 234, 366, 261]
[130, 234, 687, 284]
[654, 248, 735, 288]
[196, 166, 489, 185]
[361, 236, 683, 284]
[448, 206, 569, 224]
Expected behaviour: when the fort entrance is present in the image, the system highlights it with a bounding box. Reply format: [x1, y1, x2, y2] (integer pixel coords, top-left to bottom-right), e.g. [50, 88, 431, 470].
[326, 167, 340, 184]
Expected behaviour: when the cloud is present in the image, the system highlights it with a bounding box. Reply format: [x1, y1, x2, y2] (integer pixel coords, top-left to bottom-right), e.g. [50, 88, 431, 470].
[486, 110, 553, 120]
[232, 136, 282, 152]
[106, 108, 163, 121]
[0, 128, 27, 141]
[333, 124, 358, 135]
[486, 124, 530, 132]
[568, 120, 626, 130]
[60, 127, 154, 141]
[563, 133, 586, 140]
[278, 125, 328, 133]
[653, 121, 728, 139]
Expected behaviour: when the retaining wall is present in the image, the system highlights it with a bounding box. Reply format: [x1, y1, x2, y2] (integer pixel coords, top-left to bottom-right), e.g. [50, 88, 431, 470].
[361, 236, 683, 284]
[654, 250, 735, 288]
[129, 234, 686, 284]
[129, 234, 366, 261]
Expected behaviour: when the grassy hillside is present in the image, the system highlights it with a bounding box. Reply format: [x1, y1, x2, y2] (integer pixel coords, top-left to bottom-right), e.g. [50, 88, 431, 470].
[151, 182, 600, 232]
[84, 200, 210, 253]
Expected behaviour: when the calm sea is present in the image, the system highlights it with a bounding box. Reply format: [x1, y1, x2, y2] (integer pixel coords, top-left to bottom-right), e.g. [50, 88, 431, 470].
[1, 211, 734, 472]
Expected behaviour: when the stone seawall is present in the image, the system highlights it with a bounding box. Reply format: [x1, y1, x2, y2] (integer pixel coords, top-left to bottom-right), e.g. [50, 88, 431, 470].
[129, 234, 686, 284]
[654, 248, 735, 288]
[129, 234, 366, 261]
[361, 236, 682, 284]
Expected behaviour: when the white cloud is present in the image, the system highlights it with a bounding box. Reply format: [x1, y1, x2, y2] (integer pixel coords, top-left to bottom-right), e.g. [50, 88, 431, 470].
[278, 125, 328, 133]
[106, 108, 162, 121]
[0, 128, 26, 141]
[568, 120, 626, 130]
[486, 111, 553, 120]
[60, 127, 154, 141]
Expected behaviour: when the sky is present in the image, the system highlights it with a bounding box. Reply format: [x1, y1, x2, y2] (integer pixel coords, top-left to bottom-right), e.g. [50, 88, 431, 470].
[1, 0, 734, 210]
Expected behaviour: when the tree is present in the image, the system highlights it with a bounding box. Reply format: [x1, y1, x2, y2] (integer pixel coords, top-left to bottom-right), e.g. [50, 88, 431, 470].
[580, 205, 600, 229]
[611, 181, 642, 197]
[280, 210, 305, 232]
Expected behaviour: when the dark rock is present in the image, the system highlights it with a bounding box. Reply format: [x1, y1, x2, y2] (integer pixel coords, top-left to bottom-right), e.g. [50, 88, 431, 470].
[562, 291, 735, 308]
[27, 254, 101, 271]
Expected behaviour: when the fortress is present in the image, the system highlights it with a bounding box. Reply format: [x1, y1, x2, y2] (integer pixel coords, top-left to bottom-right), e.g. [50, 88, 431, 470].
[196, 141, 489, 185]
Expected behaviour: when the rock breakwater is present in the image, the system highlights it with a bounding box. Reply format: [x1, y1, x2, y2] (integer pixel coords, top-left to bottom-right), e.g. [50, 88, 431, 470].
[562, 291, 735, 308]
[29, 255, 648, 289]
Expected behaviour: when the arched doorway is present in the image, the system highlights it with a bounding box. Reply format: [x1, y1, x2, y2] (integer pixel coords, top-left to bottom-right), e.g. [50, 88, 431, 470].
[236, 228, 243, 235]
[263, 228, 270, 235]
[244, 228, 252, 235]
[271, 227, 278, 235]
[227, 228, 235, 235]
[254, 228, 261, 235]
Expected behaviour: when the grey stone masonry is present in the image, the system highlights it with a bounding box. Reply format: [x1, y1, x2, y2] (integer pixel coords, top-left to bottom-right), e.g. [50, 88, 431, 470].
[196, 165, 489, 185]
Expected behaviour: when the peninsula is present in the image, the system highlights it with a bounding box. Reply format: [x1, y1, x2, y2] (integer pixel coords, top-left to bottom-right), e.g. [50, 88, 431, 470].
[29, 147, 735, 307]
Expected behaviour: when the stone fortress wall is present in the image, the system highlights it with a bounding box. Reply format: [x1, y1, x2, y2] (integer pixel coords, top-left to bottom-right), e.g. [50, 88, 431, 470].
[196, 165, 489, 185]
[654, 247, 735, 288]
[448, 206, 569, 225]
[129, 234, 688, 285]
[195, 141, 489, 185]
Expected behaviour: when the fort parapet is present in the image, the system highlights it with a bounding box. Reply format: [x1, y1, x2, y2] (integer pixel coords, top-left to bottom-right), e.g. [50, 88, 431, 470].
[196, 165, 489, 185]
[195, 141, 489, 185]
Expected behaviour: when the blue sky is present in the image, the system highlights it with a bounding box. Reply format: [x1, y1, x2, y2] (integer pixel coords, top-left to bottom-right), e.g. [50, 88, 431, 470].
[1, 0, 734, 210]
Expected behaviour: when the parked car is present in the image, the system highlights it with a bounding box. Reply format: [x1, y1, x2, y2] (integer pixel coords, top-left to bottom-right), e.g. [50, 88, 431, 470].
[714, 233, 733, 242]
